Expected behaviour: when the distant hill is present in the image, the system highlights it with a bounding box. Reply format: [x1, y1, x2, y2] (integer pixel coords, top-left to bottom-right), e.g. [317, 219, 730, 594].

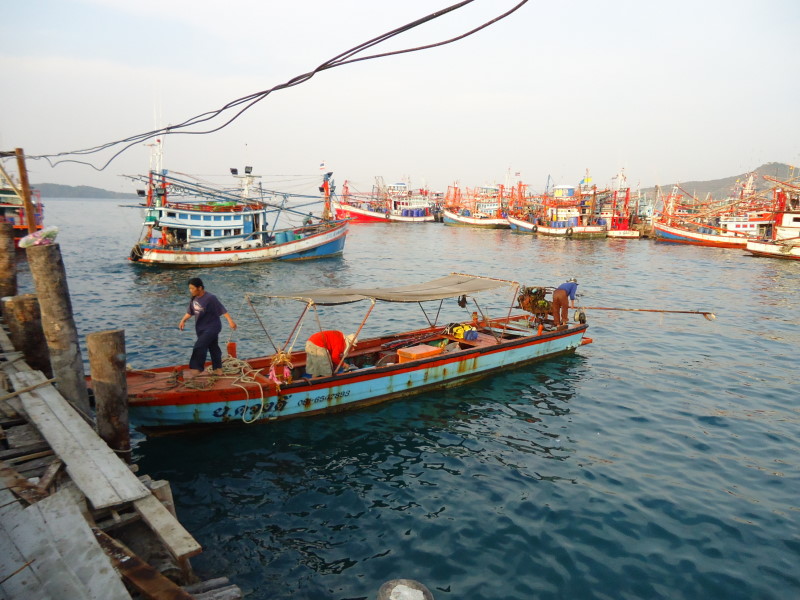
[33, 183, 137, 199]
[640, 162, 795, 201]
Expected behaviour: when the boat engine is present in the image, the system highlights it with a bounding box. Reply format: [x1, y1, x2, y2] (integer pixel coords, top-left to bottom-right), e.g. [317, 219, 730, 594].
[517, 286, 551, 315]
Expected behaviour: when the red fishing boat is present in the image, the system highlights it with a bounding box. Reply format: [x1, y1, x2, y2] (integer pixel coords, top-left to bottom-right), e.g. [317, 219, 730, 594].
[745, 174, 800, 260]
[654, 175, 773, 248]
[333, 178, 436, 223]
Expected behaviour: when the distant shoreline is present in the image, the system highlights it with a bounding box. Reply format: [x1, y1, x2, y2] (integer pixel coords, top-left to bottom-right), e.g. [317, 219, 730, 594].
[32, 161, 791, 200]
[34, 183, 136, 199]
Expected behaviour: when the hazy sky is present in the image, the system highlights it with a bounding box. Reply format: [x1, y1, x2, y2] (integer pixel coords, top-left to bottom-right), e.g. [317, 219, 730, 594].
[1, 0, 799, 196]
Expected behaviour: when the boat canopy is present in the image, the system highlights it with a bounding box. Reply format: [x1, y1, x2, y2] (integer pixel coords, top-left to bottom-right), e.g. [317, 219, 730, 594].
[254, 273, 519, 306]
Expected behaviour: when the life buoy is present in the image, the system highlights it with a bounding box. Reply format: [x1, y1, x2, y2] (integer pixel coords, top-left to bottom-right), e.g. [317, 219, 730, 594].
[531, 224, 538, 233]
[566, 227, 574, 237]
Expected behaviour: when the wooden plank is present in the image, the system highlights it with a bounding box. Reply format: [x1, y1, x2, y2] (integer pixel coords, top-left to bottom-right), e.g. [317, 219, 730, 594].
[0, 398, 17, 419]
[0, 323, 17, 353]
[134, 492, 202, 561]
[37, 459, 63, 493]
[10, 370, 149, 509]
[0, 417, 26, 429]
[4, 422, 45, 448]
[0, 459, 48, 504]
[0, 440, 51, 460]
[0, 489, 89, 599]
[0, 486, 22, 520]
[6, 449, 54, 464]
[32, 486, 131, 599]
[13, 454, 57, 479]
[93, 528, 194, 600]
[0, 351, 24, 363]
[0, 377, 57, 402]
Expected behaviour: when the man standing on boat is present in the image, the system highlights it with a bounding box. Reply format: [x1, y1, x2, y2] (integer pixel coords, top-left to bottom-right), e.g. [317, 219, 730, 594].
[552, 277, 578, 330]
[179, 277, 237, 376]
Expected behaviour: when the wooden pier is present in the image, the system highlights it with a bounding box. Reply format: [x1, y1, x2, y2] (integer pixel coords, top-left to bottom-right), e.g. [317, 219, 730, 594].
[0, 325, 242, 599]
[0, 154, 242, 599]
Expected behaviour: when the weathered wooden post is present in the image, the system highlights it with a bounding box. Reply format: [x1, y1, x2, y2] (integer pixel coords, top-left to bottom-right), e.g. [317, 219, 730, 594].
[1, 294, 52, 377]
[26, 243, 91, 416]
[0, 222, 16, 306]
[87, 329, 130, 461]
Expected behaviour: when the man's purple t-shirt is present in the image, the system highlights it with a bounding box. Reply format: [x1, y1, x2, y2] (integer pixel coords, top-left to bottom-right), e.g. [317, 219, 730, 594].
[188, 292, 227, 335]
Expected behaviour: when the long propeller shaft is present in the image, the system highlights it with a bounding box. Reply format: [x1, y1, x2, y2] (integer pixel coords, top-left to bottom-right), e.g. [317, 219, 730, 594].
[580, 306, 716, 321]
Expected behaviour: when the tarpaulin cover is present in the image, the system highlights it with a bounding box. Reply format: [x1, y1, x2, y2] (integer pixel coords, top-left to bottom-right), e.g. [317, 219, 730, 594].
[252, 274, 518, 305]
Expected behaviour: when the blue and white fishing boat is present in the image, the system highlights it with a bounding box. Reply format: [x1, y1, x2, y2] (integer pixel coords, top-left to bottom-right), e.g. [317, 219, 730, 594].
[127, 157, 348, 267]
[121, 274, 591, 433]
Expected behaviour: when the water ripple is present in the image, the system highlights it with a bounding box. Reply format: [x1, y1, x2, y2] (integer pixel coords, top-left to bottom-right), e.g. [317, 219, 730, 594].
[26, 200, 800, 600]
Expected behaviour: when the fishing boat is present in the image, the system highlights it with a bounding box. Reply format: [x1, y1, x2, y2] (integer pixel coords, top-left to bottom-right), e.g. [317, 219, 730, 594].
[121, 274, 591, 433]
[532, 176, 607, 238]
[443, 184, 510, 228]
[127, 163, 348, 267]
[332, 178, 436, 223]
[605, 172, 641, 238]
[505, 183, 545, 234]
[0, 171, 44, 246]
[653, 178, 773, 248]
[745, 176, 800, 260]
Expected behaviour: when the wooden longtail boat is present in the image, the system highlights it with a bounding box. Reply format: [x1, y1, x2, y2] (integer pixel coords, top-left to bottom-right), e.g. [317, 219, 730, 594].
[123, 274, 591, 434]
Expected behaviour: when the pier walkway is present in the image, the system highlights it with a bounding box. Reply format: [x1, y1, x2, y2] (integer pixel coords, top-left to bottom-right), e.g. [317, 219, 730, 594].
[0, 325, 241, 599]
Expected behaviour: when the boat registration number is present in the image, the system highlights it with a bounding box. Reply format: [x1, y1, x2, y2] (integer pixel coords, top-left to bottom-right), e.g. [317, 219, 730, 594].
[306, 390, 351, 406]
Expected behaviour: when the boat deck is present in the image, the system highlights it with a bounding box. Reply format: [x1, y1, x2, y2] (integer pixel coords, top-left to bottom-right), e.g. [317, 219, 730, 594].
[126, 319, 568, 402]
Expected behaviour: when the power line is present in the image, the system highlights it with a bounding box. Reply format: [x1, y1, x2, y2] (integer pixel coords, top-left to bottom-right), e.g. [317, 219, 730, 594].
[24, 0, 528, 173]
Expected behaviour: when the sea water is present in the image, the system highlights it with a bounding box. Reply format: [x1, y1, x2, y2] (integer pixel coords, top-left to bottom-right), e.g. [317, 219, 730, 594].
[18, 199, 800, 600]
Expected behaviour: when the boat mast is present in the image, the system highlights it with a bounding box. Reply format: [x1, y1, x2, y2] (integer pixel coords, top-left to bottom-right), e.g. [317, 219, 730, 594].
[321, 171, 334, 220]
[231, 166, 261, 201]
[144, 139, 164, 208]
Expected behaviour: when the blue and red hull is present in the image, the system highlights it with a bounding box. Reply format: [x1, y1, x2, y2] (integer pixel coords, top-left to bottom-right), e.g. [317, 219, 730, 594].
[126, 320, 590, 433]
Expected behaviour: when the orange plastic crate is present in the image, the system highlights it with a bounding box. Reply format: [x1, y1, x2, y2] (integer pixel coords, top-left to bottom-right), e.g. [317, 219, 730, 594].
[397, 344, 444, 363]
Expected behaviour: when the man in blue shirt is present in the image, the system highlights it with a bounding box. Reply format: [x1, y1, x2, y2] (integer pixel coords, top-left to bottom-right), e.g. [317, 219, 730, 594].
[178, 277, 237, 376]
[552, 277, 578, 330]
